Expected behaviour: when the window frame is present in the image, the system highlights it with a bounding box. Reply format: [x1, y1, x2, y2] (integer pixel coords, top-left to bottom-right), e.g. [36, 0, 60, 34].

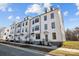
[52, 33, 56, 39]
[51, 22, 55, 29]
[51, 13, 54, 19]
[35, 25, 39, 31]
[36, 34, 40, 39]
[44, 24, 48, 30]
[44, 15, 47, 21]
[35, 18, 39, 23]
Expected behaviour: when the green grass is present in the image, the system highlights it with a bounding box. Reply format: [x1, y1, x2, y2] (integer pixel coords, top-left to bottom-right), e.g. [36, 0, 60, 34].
[49, 50, 79, 56]
[61, 41, 79, 49]
[48, 41, 79, 56]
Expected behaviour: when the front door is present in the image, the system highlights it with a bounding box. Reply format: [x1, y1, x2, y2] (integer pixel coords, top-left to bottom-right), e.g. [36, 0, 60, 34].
[45, 34, 48, 42]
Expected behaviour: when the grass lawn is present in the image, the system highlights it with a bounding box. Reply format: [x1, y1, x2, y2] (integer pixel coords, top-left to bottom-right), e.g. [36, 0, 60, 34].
[49, 50, 79, 56]
[62, 41, 79, 49]
[48, 41, 79, 56]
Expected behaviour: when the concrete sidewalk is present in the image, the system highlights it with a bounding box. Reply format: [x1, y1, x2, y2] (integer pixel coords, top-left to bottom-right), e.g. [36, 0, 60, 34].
[1, 41, 57, 53]
[57, 48, 79, 53]
[3, 42, 57, 49]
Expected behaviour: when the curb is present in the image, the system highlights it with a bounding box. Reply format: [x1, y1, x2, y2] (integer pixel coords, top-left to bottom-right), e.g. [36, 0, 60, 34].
[1, 41, 57, 52]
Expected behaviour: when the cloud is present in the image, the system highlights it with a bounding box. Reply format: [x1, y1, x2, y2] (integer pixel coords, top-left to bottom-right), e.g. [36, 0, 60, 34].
[8, 7, 13, 12]
[75, 3, 79, 10]
[75, 3, 79, 16]
[75, 3, 79, 7]
[43, 3, 52, 12]
[8, 16, 13, 20]
[25, 3, 52, 15]
[15, 16, 20, 20]
[43, 3, 51, 8]
[63, 11, 69, 16]
[75, 11, 79, 16]
[25, 4, 42, 15]
[0, 3, 8, 12]
[57, 5, 60, 8]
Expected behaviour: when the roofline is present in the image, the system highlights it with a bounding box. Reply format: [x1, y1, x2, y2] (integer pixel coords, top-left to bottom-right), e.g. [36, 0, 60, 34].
[10, 8, 59, 26]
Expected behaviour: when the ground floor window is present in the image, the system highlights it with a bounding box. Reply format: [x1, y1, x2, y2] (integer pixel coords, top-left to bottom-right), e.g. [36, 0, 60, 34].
[36, 34, 40, 39]
[52, 33, 56, 39]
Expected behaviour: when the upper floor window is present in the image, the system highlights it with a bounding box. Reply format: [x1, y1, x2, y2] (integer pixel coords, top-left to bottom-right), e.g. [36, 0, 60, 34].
[51, 13, 54, 19]
[35, 25, 39, 31]
[17, 30, 20, 33]
[11, 26, 14, 29]
[44, 15, 47, 21]
[51, 22, 55, 29]
[23, 23, 24, 26]
[22, 29, 24, 32]
[35, 18, 39, 23]
[7, 29, 9, 32]
[11, 27, 12, 29]
[32, 20, 34, 24]
[13, 27, 14, 29]
[44, 24, 47, 30]
[26, 22, 28, 25]
[18, 24, 20, 27]
[4, 33, 6, 35]
[18, 37, 20, 40]
[32, 27, 34, 32]
[25, 28, 27, 32]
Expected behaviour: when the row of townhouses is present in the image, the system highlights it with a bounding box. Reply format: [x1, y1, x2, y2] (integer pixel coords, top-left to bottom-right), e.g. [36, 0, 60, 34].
[0, 7, 66, 46]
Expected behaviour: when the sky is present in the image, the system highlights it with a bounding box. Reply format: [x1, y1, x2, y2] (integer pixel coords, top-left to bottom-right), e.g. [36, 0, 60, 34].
[0, 3, 79, 30]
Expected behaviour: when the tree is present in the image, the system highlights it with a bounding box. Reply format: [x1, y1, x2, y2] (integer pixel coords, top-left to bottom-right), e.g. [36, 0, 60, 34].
[65, 29, 73, 41]
[65, 27, 79, 41]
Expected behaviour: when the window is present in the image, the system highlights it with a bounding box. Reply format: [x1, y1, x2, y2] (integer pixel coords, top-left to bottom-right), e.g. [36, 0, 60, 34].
[51, 13, 54, 19]
[11, 27, 12, 29]
[35, 25, 39, 31]
[18, 24, 20, 27]
[25, 36, 28, 39]
[12, 26, 14, 29]
[44, 24, 47, 30]
[4, 33, 6, 35]
[44, 15, 47, 21]
[26, 22, 28, 25]
[18, 37, 20, 40]
[13, 27, 14, 28]
[35, 18, 39, 23]
[22, 29, 24, 32]
[32, 20, 34, 24]
[23, 23, 24, 26]
[51, 22, 55, 29]
[52, 33, 56, 39]
[25, 28, 27, 32]
[11, 26, 14, 29]
[36, 34, 40, 39]
[17, 30, 20, 33]
[7, 29, 9, 32]
[32, 27, 34, 31]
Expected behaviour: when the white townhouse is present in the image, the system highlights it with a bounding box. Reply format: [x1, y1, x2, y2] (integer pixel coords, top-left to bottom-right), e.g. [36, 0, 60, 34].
[18, 17, 31, 43]
[30, 8, 65, 46]
[8, 7, 65, 46]
[9, 21, 20, 42]
[0, 27, 10, 41]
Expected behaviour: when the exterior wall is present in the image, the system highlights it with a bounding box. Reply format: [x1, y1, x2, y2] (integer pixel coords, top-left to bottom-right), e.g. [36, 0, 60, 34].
[0, 28, 10, 41]
[20, 17, 31, 42]
[30, 16, 41, 43]
[2, 8, 65, 46]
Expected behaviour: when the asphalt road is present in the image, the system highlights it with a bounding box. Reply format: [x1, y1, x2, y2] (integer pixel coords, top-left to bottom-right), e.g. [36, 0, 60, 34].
[0, 43, 46, 56]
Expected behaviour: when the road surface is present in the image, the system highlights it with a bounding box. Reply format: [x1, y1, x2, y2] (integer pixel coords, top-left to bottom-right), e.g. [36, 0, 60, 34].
[0, 43, 46, 56]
